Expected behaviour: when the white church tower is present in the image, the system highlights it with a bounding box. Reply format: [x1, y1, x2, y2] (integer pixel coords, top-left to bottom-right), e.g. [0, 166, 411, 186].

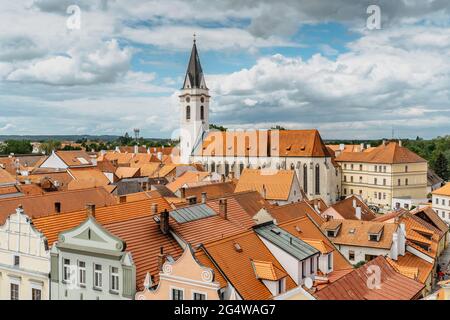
[179, 37, 210, 164]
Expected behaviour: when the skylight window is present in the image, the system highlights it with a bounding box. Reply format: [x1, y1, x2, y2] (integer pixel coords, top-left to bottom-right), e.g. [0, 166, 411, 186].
[77, 157, 89, 164]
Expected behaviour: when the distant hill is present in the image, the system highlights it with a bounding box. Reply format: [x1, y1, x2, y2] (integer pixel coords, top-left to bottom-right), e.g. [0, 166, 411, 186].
[0, 135, 168, 142]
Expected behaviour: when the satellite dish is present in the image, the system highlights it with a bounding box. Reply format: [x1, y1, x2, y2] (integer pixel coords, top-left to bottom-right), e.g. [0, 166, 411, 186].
[304, 277, 313, 289]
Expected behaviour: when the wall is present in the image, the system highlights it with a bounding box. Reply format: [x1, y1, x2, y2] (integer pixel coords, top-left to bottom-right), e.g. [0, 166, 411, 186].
[432, 194, 450, 225]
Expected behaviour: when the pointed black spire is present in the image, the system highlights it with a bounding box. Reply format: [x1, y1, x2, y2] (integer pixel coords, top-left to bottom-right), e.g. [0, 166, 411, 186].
[183, 36, 207, 89]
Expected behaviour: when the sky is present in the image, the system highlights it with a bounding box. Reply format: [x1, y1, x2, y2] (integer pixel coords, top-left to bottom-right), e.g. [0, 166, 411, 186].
[0, 0, 449, 139]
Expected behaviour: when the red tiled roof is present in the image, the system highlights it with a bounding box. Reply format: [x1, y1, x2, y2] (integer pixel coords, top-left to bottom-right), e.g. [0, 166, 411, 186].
[314, 256, 425, 300]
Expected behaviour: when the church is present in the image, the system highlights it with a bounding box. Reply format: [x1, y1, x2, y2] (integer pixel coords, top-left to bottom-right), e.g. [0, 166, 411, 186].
[178, 39, 340, 205]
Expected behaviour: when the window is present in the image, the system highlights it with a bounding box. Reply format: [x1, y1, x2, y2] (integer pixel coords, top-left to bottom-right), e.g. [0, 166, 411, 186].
[310, 257, 314, 272]
[63, 259, 71, 281]
[344, 164, 347, 169]
[186, 96, 190, 103]
[111, 267, 119, 292]
[200, 106, 204, 120]
[374, 165, 377, 172]
[277, 279, 285, 294]
[405, 178, 408, 186]
[186, 105, 191, 120]
[436, 198, 439, 204]
[315, 164, 320, 195]
[383, 166, 387, 172]
[383, 193, 386, 200]
[359, 176, 362, 183]
[211, 162, 216, 173]
[344, 188, 347, 195]
[32, 288, 41, 301]
[405, 165, 408, 172]
[303, 164, 308, 193]
[10, 283, 19, 300]
[374, 178, 377, 185]
[239, 162, 244, 174]
[374, 192, 377, 199]
[359, 164, 363, 171]
[383, 179, 386, 186]
[301, 261, 306, 278]
[344, 175, 347, 182]
[349, 251, 355, 261]
[350, 176, 354, 182]
[193, 292, 206, 300]
[327, 254, 332, 270]
[351, 164, 354, 170]
[172, 288, 183, 300]
[442, 199, 445, 206]
[350, 189, 354, 194]
[398, 179, 401, 186]
[369, 234, 378, 242]
[78, 261, 86, 286]
[200, 97, 205, 103]
[94, 264, 102, 289]
[14, 255, 20, 267]
[378, 192, 382, 199]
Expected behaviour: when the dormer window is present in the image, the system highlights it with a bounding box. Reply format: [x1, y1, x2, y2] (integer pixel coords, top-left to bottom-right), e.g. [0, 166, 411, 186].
[369, 234, 378, 242]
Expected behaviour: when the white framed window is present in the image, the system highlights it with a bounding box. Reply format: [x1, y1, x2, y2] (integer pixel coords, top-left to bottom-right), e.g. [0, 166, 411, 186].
[63, 258, 71, 282]
[94, 264, 102, 289]
[78, 261, 86, 286]
[171, 287, 184, 300]
[13, 255, 20, 267]
[110, 267, 119, 292]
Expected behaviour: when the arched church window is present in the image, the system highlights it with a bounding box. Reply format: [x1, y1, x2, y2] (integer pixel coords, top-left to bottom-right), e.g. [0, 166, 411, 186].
[200, 106, 204, 120]
[290, 163, 295, 170]
[186, 105, 191, 120]
[315, 164, 320, 195]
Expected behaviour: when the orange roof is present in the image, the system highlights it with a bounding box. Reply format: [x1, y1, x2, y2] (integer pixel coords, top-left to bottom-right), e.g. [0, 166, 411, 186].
[0, 167, 16, 185]
[314, 256, 424, 300]
[321, 219, 398, 250]
[115, 167, 141, 179]
[251, 260, 287, 281]
[412, 206, 448, 234]
[17, 184, 44, 196]
[328, 195, 377, 221]
[200, 230, 297, 300]
[103, 215, 183, 291]
[387, 252, 433, 284]
[184, 181, 236, 200]
[55, 151, 94, 167]
[67, 167, 110, 190]
[170, 198, 255, 248]
[269, 201, 324, 225]
[19, 171, 73, 190]
[336, 141, 426, 164]
[166, 171, 210, 192]
[210, 191, 272, 218]
[235, 169, 295, 201]
[432, 183, 450, 196]
[0, 187, 116, 224]
[278, 216, 352, 271]
[327, 144, 364, 154]
[130, 163, 160, 177]
[199, 129, 331, 157]
[32, 197, 172, 246]
[156, 165, 177, 178]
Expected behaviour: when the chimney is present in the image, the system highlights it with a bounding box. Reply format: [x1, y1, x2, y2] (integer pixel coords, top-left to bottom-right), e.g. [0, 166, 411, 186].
[398, 223, 406, 255]
[157, 247, 167, 271]
[180, 187, 186, 198]
[151, 203, 158, 215]
[134, 145, 139, 154]
[262, 184, 267, 199]
[355, 206, 362, 220]
[352, 199, 357, 208]
[360, 143, 364, 151]
[391, 232, 399, 261]
[219, 199, 228, 220]
[86, 204, 96, 218]
[367, 144, 371, 149]
[201, 192, 207, 204]
[54, 202, 61, 214]
[398, 140, 402, 147]
[119, 195, 127, 204]
[160, 209, 169, 235]
[115, 146, 120, 152]
[339, 144, 345, 151]
[187, 196, 197, 205]
[382, 140, 386, 146]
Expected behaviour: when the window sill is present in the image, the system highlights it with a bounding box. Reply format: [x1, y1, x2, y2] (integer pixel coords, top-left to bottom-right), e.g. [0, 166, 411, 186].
[93, 287, 103, 292]
[109, 290, 119, 295]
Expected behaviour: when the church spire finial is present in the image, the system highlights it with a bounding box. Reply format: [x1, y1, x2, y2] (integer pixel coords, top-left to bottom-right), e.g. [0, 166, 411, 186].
[193, 32, 196, 44]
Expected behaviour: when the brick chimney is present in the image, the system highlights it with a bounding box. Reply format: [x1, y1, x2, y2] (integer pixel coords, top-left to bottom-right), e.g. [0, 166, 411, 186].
[219, 199, 228, 220]
[157, 246, 167, 271]
[151, 203, 158, 215]
[355, 206, 362, 220]
[86, 204, 96, 218]
[201, 192, 207, 204]
[160, 209, 169, 235]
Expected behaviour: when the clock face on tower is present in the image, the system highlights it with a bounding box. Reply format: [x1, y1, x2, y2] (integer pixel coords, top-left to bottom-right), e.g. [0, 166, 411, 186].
[200, 97, 205, 103]
[186, 96, 190, 103]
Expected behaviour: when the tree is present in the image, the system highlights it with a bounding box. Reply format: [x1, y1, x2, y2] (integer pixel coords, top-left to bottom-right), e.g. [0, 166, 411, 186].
[434, 152, 449, 181]
[1, 140, 33, 154]
[40, 140, 61, 155]
[118, 132, 133, 145]
[209, 124, 227, 132]
[271, 125, 286, 130]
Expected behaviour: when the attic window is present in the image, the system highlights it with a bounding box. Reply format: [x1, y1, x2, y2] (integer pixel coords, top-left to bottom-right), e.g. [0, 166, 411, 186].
[299, 145, 305, 151]
[368, 234, 379, 242]
[77, 157, 89, 164]
[233, 242, 243, 253]
[327, 230, 337, 238]
[285, 144, 292, 151]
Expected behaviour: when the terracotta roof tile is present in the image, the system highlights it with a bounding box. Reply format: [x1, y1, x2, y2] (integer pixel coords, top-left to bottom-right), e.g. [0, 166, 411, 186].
[235, 169, 295, 201]
[166, 171, 210, 192]
[432, 183, 450, 196]
[268, 201, 324, 225]
[314, 256, 424, 300]
[55, 151, 94, 167]
[251, 260, 287, 281]
[387, 252, 433, 284]
[184, 181, 236, 200]
[327, 195, 377, 221]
